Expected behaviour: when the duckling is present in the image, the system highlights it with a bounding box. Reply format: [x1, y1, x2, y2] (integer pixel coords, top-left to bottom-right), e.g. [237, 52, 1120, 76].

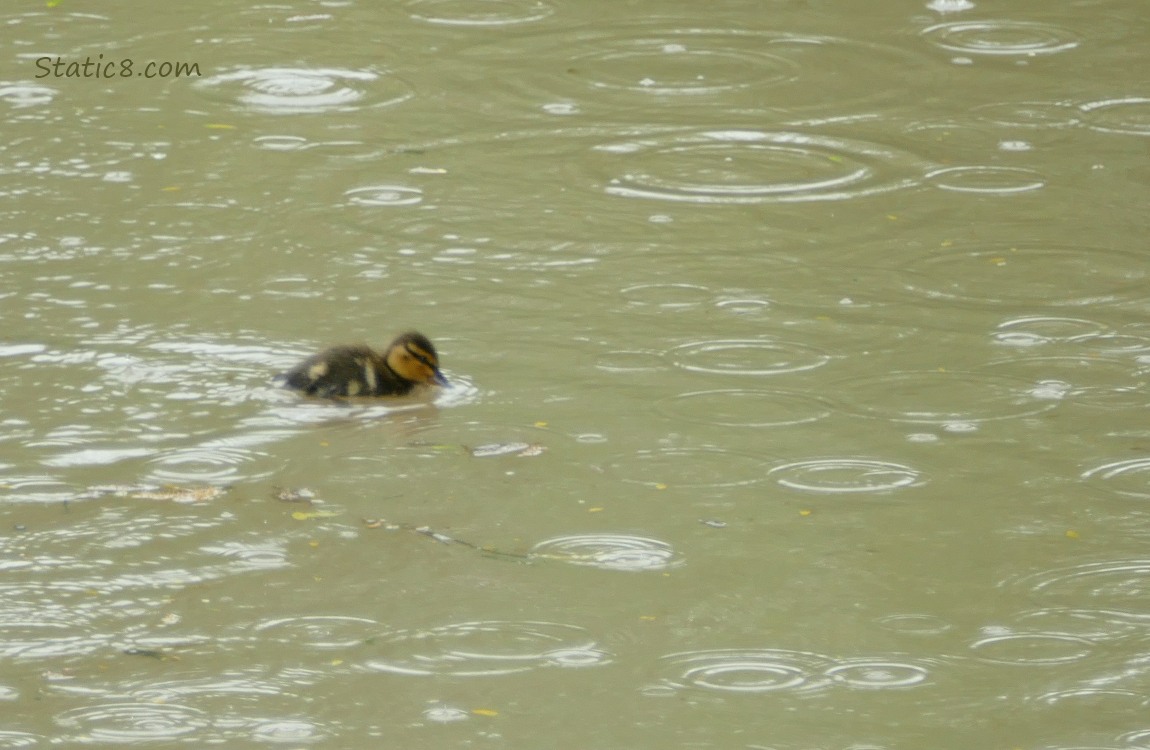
[278, 331, 448, 398]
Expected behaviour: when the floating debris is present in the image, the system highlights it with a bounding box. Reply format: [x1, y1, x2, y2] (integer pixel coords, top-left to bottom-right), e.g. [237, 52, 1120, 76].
[699, 518, 727, 528]
[362, 518, 528, 561]
[470, 442, 546, 458]
[405, 441, 469, 455]
[84, 484, 227, 504]
[273, 486, 320, 504]
[404, 441, 547, 458]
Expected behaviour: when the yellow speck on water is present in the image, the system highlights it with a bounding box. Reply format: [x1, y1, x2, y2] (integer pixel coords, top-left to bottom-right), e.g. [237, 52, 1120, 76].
[799, 509, 813, 517]
[160, 186, 180, 192]
[534, 421, 548, 428]
[588, 506, 604, 513]
[331, 659, 344, 666]
[472, 708, 499, 717]
[990, 257, 1007, 265]
[639, 615, 657, 621]
[654, 483, 668, 490]
[205, 123, 236, 130]
[291, 510, 340, 521]
[320, 441, 330, 447]
[940, 239, 953, 247]
[308, 540, 320, 547]
[886, 214, 898, 221]
[1065, 529, 1080, 539]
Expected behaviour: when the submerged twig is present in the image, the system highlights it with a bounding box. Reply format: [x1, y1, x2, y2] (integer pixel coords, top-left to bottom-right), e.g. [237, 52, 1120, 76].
[362, 518, 531, 562]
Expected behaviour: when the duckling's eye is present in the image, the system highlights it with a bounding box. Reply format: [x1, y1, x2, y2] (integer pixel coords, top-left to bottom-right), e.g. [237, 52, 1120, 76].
[404, 346, 435, 369]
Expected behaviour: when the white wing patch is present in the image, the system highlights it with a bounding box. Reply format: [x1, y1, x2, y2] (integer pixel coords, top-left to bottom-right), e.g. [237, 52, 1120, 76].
[363, 362, 378, 393]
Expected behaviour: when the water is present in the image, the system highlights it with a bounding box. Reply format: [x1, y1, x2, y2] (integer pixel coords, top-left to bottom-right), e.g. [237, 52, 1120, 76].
[2, 1, 1150, 747]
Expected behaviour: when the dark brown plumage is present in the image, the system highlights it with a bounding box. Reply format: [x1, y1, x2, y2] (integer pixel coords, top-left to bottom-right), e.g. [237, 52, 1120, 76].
[277, 331, 447, 398]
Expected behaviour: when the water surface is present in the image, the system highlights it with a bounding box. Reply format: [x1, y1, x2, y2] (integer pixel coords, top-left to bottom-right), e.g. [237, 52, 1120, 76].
[2, 0, 1149, 747]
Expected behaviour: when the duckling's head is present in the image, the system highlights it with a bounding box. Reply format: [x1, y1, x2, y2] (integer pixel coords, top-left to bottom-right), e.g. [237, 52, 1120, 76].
[385, 331, 448, 387]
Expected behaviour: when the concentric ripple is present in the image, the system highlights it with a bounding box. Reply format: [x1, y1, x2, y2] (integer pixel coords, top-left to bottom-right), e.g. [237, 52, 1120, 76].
[424, 704, 471, 723]
[1079, 96, 1150, 137]
[620, 282, 711, 309]
[146, 445, 261, 483]
[344, 185, 423, 207]
[659, 388, 832, 428]
[0, 611, 100, 659]
[255, 615, 382, 650]
[921, 20, 1080, 56]
[969, 631, 1094, 665]
[984, 355, 1144, 409]
[0, 82, 57, 108]
[251, 720, 327, 744]
[55, 703, 209, 743]
[1007, 559, 1150, 612]
[836, 370, 1056, 424]
[0, 731, 43, 748]
[460, 26, 933, 111]
[992, 315, 1108, 347]
[1031, 687, 1147, 713]
[200, 541, 290, 570]
[610, 447, 770, 488]
[1081, 458, 1150, 501]
[361, 620, 610, 677]
[658, 649, 833, 694]
[530, 533, 684, 571]
[194, 67, 413, 114]
[875, 613, 954, 635]
[596, 130, 926, 204]
[898, 243, 1149, 307]
[926, 165, 1045, 194]
[130, 675, 281, 703]
[768, 458, 925, 494]
[824, 659, 931, 689]
[569, 34, 798, 95]
[407, 0, 554, 26]
[973, 101, 1082, 129]
[669, 339, 831, 376]
[595, 349, 667, 373]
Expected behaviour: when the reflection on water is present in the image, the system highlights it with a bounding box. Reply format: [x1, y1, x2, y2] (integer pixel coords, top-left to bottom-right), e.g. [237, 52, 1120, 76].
[3, 0, 1150, 746]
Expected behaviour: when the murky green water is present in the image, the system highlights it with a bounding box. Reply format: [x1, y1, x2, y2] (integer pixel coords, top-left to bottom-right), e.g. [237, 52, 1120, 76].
[3, 0, 1150, 746]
